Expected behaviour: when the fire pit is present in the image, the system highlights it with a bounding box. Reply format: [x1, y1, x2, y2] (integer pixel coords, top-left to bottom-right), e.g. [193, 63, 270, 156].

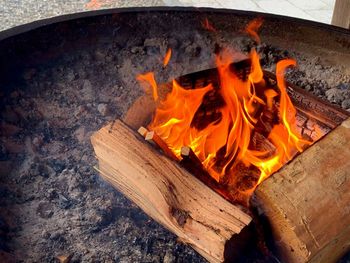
[0, 7, 349, 263]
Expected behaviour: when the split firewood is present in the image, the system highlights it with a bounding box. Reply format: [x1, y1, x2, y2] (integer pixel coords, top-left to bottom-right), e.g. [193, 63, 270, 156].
[119, 67, 350, 262]
[179, 146, 229, 199]
[145, 130, 178, 161]
[137, 126, 148, 137]
[123, 82, 172, 130]
[180, 146, 203, 169]
[123, 95, 156, 130]
[91, 120, 252, 263]
[255, 118, 350, 263]
[251, 132, 276, 156]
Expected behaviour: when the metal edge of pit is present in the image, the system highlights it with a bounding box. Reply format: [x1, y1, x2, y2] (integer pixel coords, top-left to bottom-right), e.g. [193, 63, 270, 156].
[0, 6, 349, 43]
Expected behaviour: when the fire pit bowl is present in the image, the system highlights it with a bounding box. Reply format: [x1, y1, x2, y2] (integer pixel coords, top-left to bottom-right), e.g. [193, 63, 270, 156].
[0, 7, 349, 263]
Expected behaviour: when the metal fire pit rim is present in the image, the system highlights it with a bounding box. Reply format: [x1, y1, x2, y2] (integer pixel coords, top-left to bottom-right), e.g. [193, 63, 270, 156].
[0, 6, 349, 42]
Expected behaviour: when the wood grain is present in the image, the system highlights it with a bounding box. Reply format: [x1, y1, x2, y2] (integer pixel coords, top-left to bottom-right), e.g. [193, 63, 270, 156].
[255, 118, 350, 263]
[91, 120, 252, 262]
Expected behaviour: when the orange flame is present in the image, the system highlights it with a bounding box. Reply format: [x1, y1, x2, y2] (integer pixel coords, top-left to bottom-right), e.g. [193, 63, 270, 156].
[136, 72, 159, 101]
[150, 81, 213, 157]
[163, 48, 172, 67]
[245, 17, 263, 43]
[137, 19, 313, 204]
[202, 18, 216, 32]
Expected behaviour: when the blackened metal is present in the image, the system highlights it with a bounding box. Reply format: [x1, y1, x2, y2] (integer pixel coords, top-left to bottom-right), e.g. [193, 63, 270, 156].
[1, 7, 350, 43]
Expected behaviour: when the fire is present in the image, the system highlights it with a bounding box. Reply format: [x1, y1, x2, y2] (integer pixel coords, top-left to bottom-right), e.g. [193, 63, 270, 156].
[137, 72, 159, 101]
[163, 48, 172, 67]
[245, 17, 263, 43]
[137, 20, 312, 204]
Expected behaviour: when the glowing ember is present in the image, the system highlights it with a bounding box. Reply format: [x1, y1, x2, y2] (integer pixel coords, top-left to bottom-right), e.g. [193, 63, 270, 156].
[163, 48, 172, 67]
[137, 19, 312, 204]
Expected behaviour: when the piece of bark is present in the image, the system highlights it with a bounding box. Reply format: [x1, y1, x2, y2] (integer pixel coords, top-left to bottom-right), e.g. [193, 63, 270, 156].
[254, 118, 350, 263]
[91, 120, 252, 262]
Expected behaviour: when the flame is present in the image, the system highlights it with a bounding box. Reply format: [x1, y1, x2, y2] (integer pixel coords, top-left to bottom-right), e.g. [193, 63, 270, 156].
[136, 72, 159, 101]
[163, 48, 172, 67]
[149, 81, 213, 157]
[137, 19, 313, 204]
[245, 17, 263, 43]
[202, 18, 216, 32]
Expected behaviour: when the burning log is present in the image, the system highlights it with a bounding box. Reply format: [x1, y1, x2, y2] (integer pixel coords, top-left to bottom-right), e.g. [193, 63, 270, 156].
[145, 130, 178, 160]
[180, 146, 206, 174]
[179, 146, 230, 200]
[254, 118, 350, 263]
[119, 61, 350, 261]
[91, 120, 252, 262]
